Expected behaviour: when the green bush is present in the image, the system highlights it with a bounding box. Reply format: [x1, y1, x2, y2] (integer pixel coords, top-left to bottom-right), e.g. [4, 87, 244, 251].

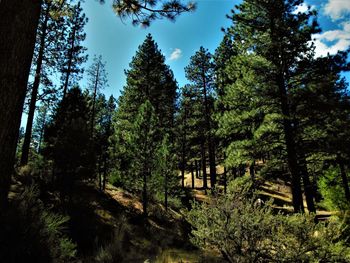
[318, 166, 350, 211]
[109, 169, 124, 188]
[0, 185, 76, 263]
[186, 178, 350, 263]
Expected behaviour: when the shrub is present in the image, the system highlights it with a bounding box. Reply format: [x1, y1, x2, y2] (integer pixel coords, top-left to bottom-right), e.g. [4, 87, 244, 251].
[0, 185, 76, 263]
[318, 166, 350, 212]
[186, 178, 350, 263]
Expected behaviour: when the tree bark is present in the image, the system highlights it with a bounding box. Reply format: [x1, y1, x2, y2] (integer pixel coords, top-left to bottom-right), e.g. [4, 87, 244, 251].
[278, 76, 304, 213]
[0, 0, 42, 210]
[62, 7, 77, 99]
[191, 163, 195, 189]
[224, 153, 227, 194]
[202, 70, 216, 188]
[143, 171, 148, 217]
[299, 153, 316, 213]
[201, 141, 207, 189]
[338, 157, 350, 203]
[21, 1, 51, 166]
[164, 169, 168, 211]
[90, 61, 100, 138]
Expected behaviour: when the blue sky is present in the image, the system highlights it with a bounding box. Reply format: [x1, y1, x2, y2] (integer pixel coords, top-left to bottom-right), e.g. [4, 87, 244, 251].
[80, 0, 350, 100]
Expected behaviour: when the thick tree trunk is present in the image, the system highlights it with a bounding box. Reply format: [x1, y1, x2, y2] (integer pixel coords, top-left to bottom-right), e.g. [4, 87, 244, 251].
[0, 0, 42, 210]
[299, 152, 316, 213]
[277, 74, 304, 213]
[21, 2, 51, 166]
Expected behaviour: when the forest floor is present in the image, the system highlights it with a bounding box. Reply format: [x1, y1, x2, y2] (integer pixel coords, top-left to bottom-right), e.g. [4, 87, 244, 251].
[183, 166, 335, 220]
[9, 166, 334, 262]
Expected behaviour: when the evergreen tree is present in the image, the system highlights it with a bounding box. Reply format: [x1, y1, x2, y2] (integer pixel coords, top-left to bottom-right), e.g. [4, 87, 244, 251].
[128, 101, 159, 216]
[60, 1, 88, 99]
[86, 55, 108, 139]
[219, 0, 321, 212]
[176, 84, 206, 188]
[94, 94, 116, 191]
[0, 0, 193, 210]
[0, 0, 42, 210]
[155, 134, 179, 211]
[185, 47, 217, 188]
[111, 34, 178, 181]
[21, 0, 68, 166]
[44, 86, 92, 197]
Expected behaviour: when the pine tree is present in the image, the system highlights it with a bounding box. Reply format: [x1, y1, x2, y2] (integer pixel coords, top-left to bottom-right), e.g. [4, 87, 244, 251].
[0, 0, 42, 210]
[128, 101, 159, 216]
[185, 47, 217, 188]
[44, 86, 92, 197]
[220, 0, 321, 212]
[176, 84, 205, 188]
[21, 0, 68, 166]
[111, 34, 178, 181]
[60, 1, 88, 99]
[0, 0, 194, 211]
[86, 55, 108, 139]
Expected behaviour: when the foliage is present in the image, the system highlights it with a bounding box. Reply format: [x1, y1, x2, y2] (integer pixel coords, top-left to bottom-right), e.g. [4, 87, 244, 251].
[318, 166, 350, 212]
[111, 34, 177, 187]
[0, 185, 76, 263]
[110, 0, 196, 27]
[43, 86, 93, 194]
[186, 178, 350, 263]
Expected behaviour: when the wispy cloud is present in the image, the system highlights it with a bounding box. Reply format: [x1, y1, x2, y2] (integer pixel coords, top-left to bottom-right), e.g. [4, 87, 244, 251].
[313, 22, 350, 57]
[324, 0, 350, 20]
[169, 48, 182, 61]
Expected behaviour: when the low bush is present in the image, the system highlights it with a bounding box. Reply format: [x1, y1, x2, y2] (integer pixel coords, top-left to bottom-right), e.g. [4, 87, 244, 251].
[186, 178, 350, 263]
[0, 185, 76, 263]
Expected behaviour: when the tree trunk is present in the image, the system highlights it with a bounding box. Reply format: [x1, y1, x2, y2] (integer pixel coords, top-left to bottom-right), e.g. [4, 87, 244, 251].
[181, 145, 185, 189]
[249, 160, 255, 188]
[191, 163, 195, 189]
[224, 153, 227, 194]
[202, 71, 216, 188]
[276, 73, 304, 213]
[164, 170, 168, 211]
[0, 0, 42, 210]
[62, 7, 77, 99]
[102, 158, 107, 191]
[143, 171, 148, 217]
[299, 152, 316, 213]
[38, 105, 48, 153]
[201, 141, 207, 190]
[90, 62, 100, 138]
[338, 158, 350, 203]
[21, 1, 51, 166]
[195, 160, 199, 178]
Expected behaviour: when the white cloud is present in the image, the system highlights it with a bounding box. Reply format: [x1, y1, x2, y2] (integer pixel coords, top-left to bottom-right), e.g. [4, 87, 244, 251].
[313, 22, 350, 57]
[324, 0, 350, 20]
[293, 3, 309, 14]
[292, 2, 316, 14]
[169, 48, 182, 61]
